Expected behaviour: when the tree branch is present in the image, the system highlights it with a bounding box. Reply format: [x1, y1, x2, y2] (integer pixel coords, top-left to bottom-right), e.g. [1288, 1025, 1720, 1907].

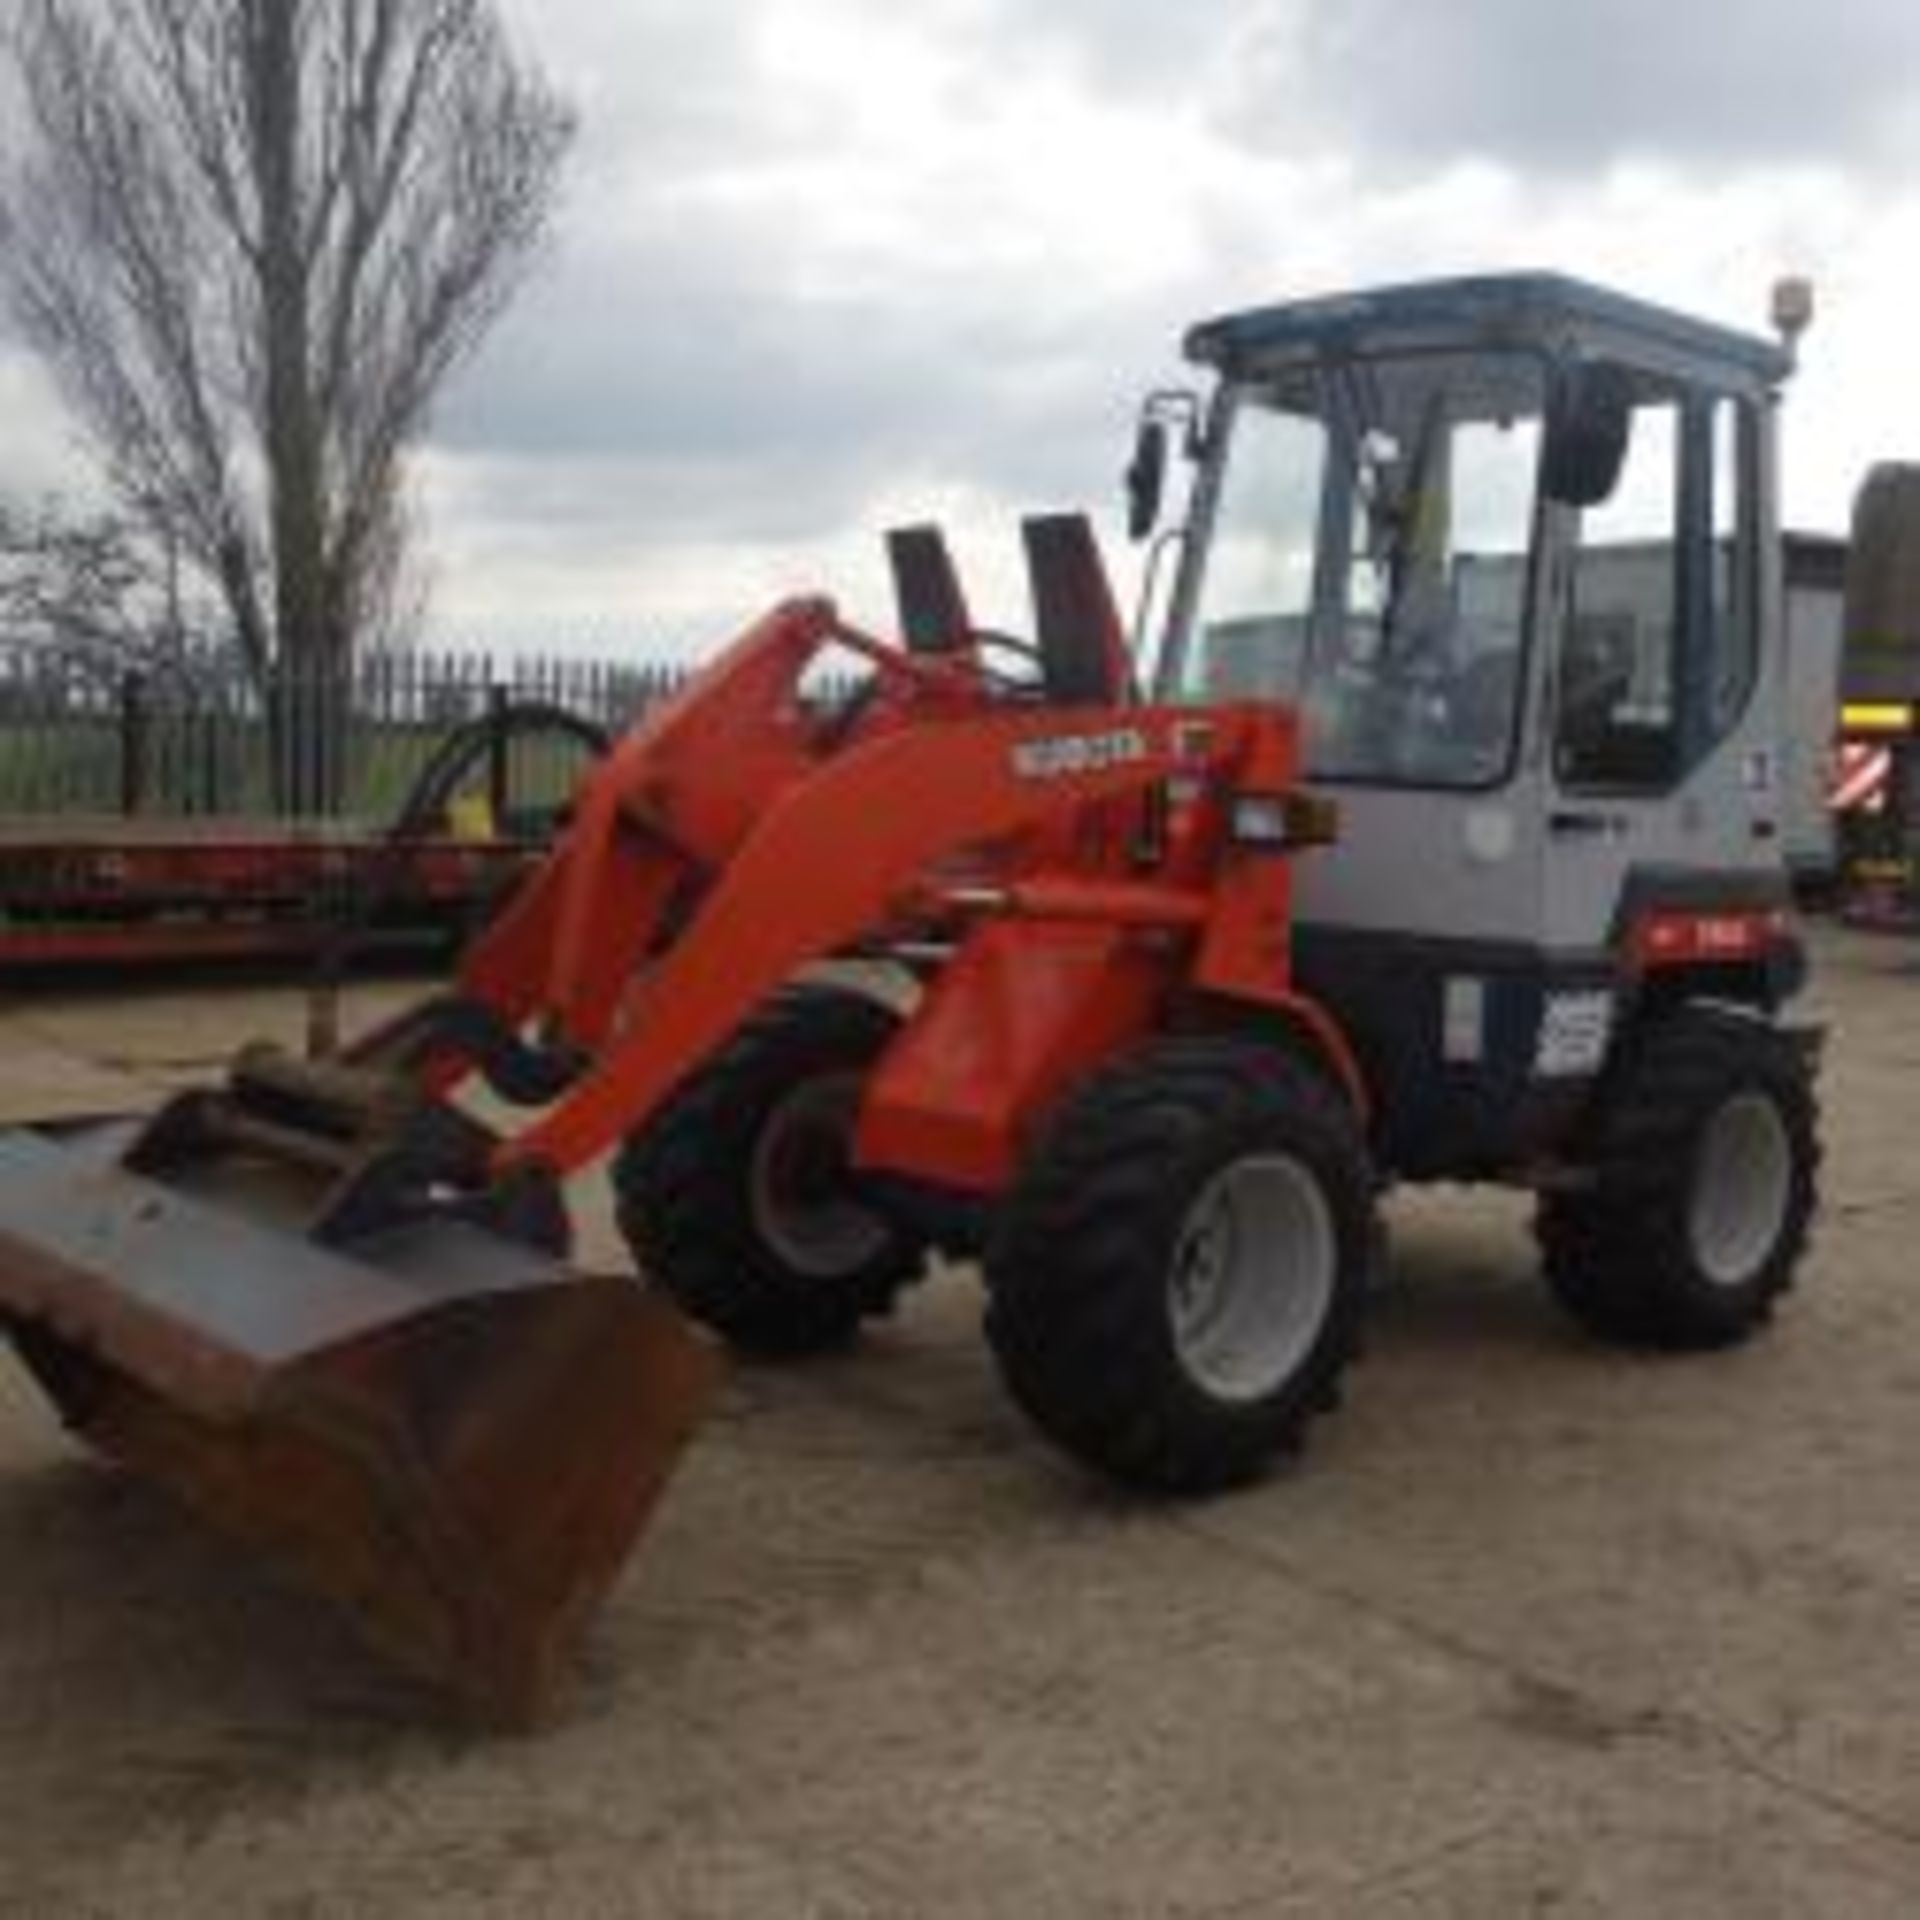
[0, 0, 572, 762]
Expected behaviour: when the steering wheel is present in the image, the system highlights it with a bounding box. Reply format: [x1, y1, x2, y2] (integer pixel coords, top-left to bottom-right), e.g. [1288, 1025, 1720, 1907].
[805, 620, 1059, 753]
[966, 628, 1048, 697]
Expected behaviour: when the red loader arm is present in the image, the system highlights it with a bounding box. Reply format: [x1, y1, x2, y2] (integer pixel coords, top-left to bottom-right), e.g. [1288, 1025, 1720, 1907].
[493, 698, 1283, 1180]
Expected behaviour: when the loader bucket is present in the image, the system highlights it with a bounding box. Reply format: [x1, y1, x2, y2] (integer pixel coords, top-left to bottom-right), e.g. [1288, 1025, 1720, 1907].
[0, 1123, 722, 1725]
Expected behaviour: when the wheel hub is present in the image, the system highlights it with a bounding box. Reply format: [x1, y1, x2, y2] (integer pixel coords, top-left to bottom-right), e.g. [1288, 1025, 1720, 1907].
[748, 1073, 890, 1279]
[1168, 1153, 1337, 1402]
[1688, 1089, 1793, 1288]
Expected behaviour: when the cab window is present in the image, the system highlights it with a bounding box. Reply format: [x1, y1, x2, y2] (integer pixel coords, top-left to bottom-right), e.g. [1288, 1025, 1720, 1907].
[1555, 391, 1682, 791]
[1184, 351, 1546, 790]
[1554, 377, 1760, 792]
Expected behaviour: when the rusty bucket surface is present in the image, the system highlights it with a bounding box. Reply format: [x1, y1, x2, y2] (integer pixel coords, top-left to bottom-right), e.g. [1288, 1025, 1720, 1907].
[0, 1123, 722, 1724]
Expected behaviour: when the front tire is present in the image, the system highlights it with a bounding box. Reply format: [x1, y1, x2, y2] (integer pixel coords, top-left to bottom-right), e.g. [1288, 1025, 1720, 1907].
[614, 984, 926, 1355]
[1537, 1006, 1820, 1350]
[985, 1038, 1375, 1493]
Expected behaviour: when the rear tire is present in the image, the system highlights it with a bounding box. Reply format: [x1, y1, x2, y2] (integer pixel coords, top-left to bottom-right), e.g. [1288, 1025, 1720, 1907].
[1537, 1006, 1819, 1350]
[985, 1038, 1374, 1493]
[614, 984, 927, 1355]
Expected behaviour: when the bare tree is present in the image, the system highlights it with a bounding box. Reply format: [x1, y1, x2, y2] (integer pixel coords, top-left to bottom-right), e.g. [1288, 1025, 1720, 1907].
[0, 493, 196, 684]
[0, 0, 573, 808]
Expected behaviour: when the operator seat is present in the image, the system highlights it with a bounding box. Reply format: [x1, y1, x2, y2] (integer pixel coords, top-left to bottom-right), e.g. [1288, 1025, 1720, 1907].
[885, 524, 973, 655]
[1023, 513, 1132, 706]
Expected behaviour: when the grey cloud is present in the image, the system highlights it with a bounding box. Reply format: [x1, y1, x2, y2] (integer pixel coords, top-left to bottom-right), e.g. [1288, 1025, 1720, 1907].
[1227, 0, 1920, 173]
[438, 181, 1180, 550]
[450, 0, 1161, 547]
[965, 0, 1920, 174]
[437, 0, 1919, 652]
[974, 0, 1218, 100]
[441, 278, 1166, 557]
[505, 0, 849, 186]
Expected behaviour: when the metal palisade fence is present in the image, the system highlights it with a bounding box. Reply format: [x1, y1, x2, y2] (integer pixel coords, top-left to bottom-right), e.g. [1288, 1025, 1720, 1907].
[0, 644, 690, 823]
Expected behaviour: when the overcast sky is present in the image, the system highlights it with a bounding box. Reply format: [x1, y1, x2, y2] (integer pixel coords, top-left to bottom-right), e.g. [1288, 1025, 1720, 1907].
[7, 0, 1920, 657]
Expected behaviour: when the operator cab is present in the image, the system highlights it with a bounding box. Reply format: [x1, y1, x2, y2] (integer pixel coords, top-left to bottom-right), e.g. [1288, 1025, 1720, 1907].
[1139, 274, 1800, 1173]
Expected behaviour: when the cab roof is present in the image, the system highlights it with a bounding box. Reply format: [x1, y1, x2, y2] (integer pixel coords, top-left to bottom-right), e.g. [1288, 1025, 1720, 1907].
[1185, 272, 1792, 391]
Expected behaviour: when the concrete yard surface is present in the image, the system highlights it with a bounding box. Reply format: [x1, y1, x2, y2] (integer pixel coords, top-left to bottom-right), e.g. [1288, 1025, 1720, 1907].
[1, 930, 1918, 1916]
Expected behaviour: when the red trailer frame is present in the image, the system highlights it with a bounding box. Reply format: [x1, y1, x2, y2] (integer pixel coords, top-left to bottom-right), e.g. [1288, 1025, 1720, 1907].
[0, 816, 539, 968]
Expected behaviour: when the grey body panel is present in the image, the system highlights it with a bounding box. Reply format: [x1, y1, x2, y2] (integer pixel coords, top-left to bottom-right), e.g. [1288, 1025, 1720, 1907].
[1156, 272, 1803, 1170]
[1782, 570, 1843, 878]
[1293, 782, 1548, 945]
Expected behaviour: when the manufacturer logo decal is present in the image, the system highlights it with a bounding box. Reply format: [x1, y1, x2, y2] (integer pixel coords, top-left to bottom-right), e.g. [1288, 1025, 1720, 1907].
[1010, 727, 1150, 781]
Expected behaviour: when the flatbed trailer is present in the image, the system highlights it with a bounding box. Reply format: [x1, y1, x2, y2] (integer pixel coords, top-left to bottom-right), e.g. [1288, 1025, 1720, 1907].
[0, 816, 537, 968]
[1832, 465, 1920, 927]
[1833, 704, 1920, 927]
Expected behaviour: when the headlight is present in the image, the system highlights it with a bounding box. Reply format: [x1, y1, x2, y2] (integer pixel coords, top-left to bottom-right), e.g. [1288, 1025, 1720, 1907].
[1230, 795, 1292, 846]
[1229, 791, 1340, 850]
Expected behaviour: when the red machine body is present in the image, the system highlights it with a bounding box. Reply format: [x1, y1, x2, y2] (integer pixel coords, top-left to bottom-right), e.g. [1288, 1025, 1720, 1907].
[399, 591, 1353, 1198]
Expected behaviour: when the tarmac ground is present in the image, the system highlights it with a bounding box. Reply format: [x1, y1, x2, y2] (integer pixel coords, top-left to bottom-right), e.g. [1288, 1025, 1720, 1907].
[1, 927, 1917, 1917]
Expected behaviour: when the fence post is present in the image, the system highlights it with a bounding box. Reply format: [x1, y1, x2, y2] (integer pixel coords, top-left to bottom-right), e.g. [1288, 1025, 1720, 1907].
[486, 681, 510, 830]
[119, 669, 150, 817]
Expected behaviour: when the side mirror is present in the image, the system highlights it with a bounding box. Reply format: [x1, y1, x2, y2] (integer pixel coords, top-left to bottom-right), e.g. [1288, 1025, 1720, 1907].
[1542, 361, 1634, 508]
[1125, 417, 1169, 542]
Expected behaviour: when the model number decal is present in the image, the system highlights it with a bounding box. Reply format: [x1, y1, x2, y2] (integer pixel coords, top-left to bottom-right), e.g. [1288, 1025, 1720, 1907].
[1011, 728, 1150, 781]
[1534, 990, 1615, 1080]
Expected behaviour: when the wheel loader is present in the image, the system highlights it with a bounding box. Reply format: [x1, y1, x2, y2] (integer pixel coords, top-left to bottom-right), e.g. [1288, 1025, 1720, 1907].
[0, 273, 1823, 1720]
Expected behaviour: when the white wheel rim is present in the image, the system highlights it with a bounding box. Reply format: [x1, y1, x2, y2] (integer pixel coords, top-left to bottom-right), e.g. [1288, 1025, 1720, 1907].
[1688, 1090, 1793, 1289]
[748, 1073, 889, 1278]
[1168, 1154, 1338, 1403]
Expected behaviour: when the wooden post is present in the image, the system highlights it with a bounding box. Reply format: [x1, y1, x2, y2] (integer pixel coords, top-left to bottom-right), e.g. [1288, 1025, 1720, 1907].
[119, 670, 150, 816]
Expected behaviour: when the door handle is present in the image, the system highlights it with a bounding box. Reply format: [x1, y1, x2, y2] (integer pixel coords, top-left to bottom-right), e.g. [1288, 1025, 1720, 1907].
[1548, 809, 1618, 838]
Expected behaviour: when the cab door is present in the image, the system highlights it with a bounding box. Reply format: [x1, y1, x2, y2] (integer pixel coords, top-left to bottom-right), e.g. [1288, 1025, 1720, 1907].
[1540, 378, 1783, 961]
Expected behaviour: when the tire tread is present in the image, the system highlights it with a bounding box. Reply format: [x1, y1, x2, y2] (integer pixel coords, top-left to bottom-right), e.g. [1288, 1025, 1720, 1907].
[1537, 1006, 1820, 1350]
[614, 984, 925, 1354]
[985, 1037, 1374, 1492]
